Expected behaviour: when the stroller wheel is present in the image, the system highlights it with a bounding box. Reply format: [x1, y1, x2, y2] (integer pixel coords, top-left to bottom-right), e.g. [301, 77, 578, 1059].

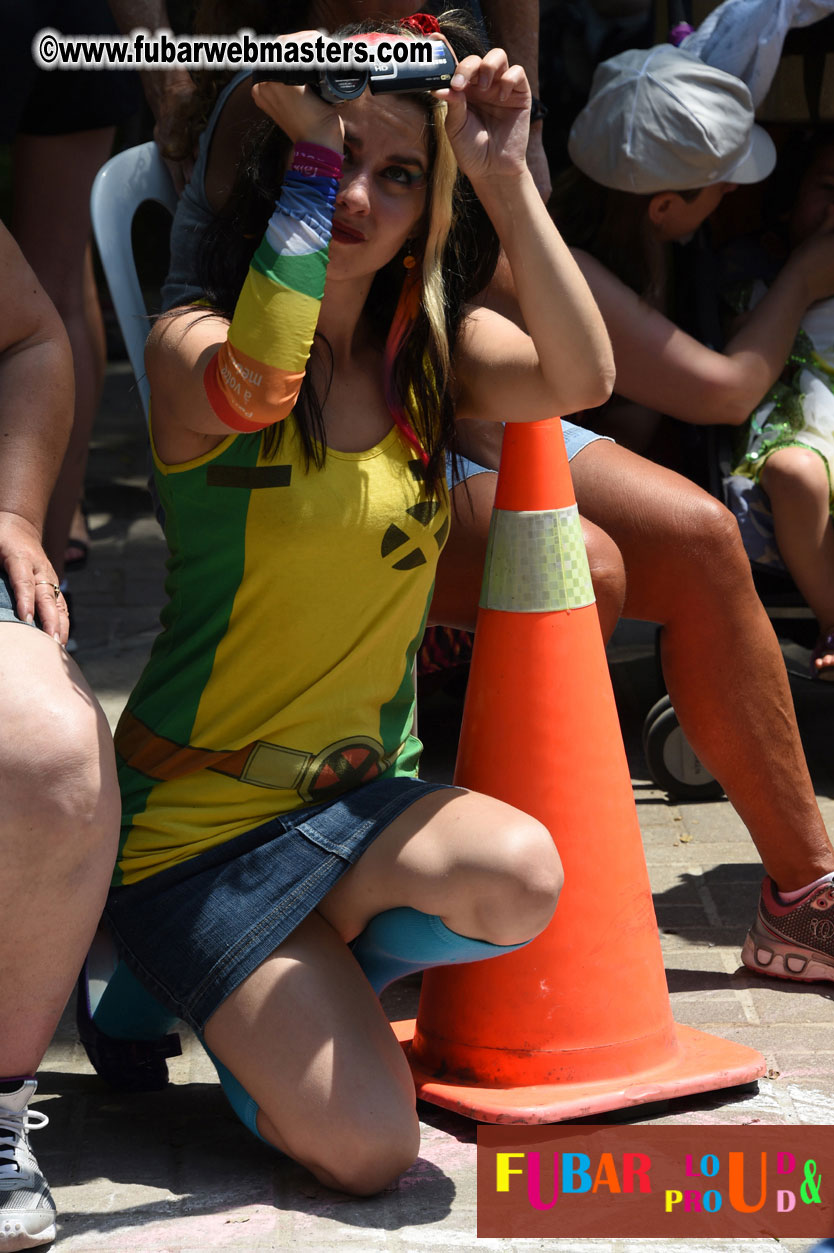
[642, 695, 724, 802]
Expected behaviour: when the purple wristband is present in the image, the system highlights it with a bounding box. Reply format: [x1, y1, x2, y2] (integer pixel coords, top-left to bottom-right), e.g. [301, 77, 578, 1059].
[292, 142, 343, 180]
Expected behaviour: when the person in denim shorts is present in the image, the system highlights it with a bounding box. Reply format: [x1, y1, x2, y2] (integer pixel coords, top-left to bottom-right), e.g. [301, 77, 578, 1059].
[0, 223, 120, 1250]
[448, 44, 834, 994]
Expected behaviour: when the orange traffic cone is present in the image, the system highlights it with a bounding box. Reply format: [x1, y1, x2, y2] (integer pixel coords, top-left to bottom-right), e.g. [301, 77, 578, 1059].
[394, 417, 765, 1122]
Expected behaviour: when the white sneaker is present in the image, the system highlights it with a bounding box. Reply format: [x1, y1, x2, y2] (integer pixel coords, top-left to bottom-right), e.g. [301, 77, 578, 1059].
[0, 1081, 55, 1250]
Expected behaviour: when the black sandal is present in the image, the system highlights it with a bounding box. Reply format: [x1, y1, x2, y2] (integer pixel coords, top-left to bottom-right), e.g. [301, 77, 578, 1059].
[76, 968, 182, 1092]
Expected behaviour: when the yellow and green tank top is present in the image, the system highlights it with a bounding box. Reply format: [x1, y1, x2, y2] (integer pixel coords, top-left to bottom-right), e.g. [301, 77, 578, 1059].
[114, 419, 449, 884]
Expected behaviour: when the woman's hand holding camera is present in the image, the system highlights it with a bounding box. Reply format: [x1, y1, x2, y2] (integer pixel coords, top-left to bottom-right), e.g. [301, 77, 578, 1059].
[438, 48, 531, 189]
[251, 32, 345, 153]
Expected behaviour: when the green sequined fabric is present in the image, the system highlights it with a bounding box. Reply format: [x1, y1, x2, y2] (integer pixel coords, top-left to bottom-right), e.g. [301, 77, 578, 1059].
[730, 286, 834, 499]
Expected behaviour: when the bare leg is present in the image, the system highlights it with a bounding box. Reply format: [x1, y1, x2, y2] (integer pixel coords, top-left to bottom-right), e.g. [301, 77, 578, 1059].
[430, 472, 626, 639]
[66, 501, 90, 567]
[205, 912, 421, 1195]
[570, 440, 834, 890]
[0, 625, 120, 1072]
[760, 448, 834, 671]
[11, 129, 114, 577]
[319, 787, 562, 945]
[204, 788, 562, 1192]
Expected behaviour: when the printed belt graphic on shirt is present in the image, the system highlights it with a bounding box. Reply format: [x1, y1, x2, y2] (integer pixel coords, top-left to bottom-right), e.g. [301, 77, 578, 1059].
[118, 712, 403, 804]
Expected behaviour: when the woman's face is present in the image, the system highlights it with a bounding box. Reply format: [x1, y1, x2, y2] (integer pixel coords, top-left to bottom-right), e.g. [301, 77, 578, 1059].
[789, 147, 834, 248]
[327, 91, 430, 282]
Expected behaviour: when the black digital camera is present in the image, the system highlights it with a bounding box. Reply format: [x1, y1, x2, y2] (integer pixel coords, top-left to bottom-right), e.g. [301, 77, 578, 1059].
[252, 40, 457, 103]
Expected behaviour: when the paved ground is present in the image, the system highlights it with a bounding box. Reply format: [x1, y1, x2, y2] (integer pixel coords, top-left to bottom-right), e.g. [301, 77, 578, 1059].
[38, 362, 834, 1252]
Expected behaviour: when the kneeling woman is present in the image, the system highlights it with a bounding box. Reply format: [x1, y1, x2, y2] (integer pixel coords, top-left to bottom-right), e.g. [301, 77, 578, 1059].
[96, 19, 612, 1193]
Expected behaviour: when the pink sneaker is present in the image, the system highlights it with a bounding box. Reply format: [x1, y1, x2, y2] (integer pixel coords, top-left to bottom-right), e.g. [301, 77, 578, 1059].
[742, 875, 834, 982]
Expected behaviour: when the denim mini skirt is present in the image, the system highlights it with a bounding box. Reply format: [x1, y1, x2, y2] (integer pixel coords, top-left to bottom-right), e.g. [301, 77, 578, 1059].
[0, 573, 27, 624]
[105, 774, 451, 1032]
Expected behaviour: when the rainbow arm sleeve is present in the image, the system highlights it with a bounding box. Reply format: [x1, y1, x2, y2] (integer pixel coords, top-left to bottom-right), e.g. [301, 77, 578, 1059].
[204, 145, 342, 433]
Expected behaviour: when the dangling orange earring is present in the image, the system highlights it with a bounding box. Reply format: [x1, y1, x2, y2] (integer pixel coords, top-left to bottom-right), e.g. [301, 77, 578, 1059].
[402, 243, 417, 270]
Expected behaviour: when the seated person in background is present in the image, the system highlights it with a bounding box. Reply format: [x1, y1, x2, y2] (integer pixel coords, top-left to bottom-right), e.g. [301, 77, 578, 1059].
[730, 129, 834, 678]
[544, 45, 834, 981]
[0, 222, 120, 1250]
[554, 46, 834, 460]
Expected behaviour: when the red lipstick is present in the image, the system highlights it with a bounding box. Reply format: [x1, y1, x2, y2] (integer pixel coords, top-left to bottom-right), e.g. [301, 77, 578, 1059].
[331, 220, 365, 244]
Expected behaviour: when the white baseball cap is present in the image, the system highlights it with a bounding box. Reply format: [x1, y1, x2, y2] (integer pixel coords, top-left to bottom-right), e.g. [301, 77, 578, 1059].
[568, 44, 776, 195]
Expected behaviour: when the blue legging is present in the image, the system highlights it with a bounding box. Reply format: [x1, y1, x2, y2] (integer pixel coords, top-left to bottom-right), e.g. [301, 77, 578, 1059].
[95, 908, 530, 1140]
[91, 958, 265, 1137]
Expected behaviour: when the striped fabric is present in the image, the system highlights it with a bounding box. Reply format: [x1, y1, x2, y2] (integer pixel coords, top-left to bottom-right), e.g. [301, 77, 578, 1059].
[205, 169, 339, 432]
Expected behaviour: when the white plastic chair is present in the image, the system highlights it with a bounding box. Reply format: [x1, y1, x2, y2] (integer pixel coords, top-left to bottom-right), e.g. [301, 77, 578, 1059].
[91, 141, 178, 420]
